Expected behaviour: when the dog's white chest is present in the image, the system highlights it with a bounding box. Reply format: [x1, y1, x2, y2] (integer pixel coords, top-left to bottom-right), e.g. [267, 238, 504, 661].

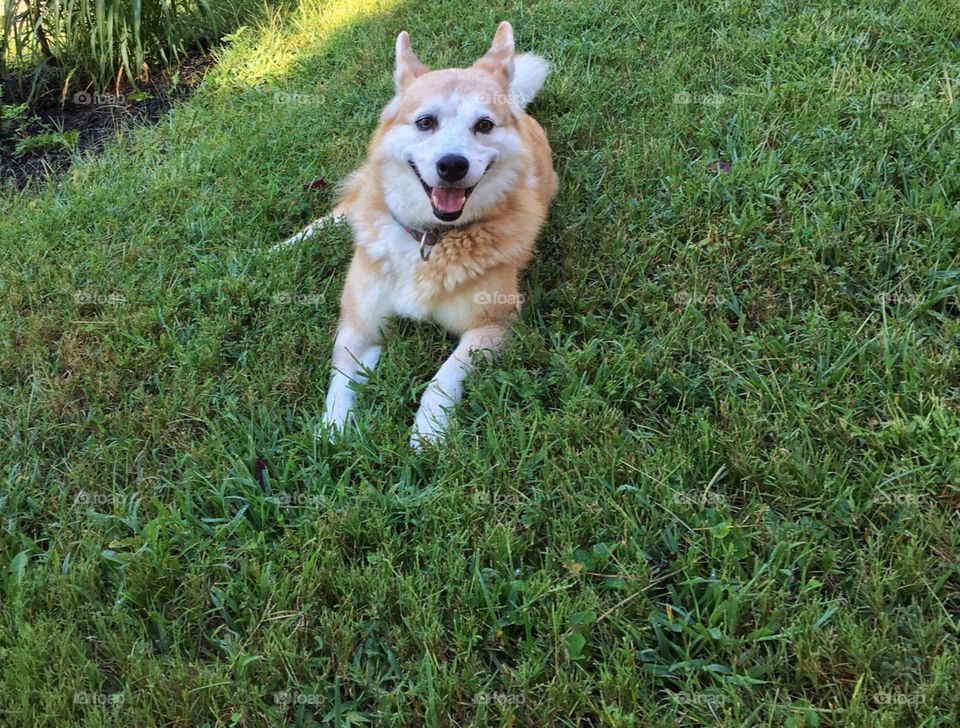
[358, 217, 433, 321]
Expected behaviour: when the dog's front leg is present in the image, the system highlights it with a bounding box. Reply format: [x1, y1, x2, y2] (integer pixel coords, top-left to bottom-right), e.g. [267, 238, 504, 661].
[410, 323, 508, 449]
[321, 261, 388, 436]
[322, 325, 383, 434]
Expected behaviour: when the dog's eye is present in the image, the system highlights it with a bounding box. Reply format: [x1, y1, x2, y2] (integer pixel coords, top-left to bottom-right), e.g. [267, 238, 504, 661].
[415, 115, 436, 131]
[474, 118, 495, 134]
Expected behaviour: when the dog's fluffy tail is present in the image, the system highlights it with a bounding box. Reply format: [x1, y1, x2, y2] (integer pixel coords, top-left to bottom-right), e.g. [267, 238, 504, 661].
[510, 53, 550, 109]
[269, 212, 345, 253]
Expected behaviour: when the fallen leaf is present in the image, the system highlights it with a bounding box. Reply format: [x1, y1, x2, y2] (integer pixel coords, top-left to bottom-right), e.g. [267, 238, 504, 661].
[254, 458, 269, 488]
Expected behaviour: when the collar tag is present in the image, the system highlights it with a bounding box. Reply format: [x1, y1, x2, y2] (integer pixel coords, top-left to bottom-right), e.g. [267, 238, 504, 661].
[419, 230, 434, 261]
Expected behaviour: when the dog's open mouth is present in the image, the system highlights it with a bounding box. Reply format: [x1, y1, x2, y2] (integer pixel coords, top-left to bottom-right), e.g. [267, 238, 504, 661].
[409, 162, 475, 222]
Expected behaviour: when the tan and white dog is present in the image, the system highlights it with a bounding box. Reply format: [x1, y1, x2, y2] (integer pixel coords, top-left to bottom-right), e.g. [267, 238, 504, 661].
[281, 21, 557, 448]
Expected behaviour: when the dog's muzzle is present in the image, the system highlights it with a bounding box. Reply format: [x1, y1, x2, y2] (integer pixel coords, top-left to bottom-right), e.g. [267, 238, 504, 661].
[408, 161, 481, 222]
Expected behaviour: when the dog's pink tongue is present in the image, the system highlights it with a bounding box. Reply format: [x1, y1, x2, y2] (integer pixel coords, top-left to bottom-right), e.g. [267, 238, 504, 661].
[431, 186, 467, 213]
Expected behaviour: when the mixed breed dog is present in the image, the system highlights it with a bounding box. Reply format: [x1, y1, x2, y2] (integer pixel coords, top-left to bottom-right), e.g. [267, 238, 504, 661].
[279, 22, 556, 448]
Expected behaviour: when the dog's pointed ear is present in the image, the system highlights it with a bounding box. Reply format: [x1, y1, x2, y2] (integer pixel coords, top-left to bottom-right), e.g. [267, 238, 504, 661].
[394, 31, 427, 92]
[473, 21, 515, 85]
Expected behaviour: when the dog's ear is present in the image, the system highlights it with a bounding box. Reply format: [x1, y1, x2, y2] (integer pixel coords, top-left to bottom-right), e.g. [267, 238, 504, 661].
[394, 31, 427, 92]
[473, 21, 515, 85]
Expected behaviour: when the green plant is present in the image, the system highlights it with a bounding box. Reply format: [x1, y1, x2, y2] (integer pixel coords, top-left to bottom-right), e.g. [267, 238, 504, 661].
[14, 128, 78, 153]
[1, 0, 263, 100]
[1, 83, 33, 135]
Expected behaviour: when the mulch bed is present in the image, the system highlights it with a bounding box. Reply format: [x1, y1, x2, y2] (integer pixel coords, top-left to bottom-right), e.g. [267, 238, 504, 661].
[1, 51, 215, 189]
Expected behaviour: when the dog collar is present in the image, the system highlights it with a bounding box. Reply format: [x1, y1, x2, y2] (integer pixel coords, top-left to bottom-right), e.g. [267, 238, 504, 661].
[390, 212, 460, 261]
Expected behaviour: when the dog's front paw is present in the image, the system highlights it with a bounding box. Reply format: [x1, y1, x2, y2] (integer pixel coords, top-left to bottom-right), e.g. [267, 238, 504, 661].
[408, 427, 437, 451]
[319, 374, 360, 441]
[317, 403, 352, 442]
[410, 400, 452, 450]
[409, 427, 441, 451]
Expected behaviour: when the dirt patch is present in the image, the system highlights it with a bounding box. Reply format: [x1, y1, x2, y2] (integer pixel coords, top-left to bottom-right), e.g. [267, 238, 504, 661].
[1, 51, 215, 189]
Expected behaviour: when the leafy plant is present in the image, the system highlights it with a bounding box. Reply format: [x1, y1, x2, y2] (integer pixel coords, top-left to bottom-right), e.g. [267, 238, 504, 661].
[1, 82, 35, 139]
[14, 128, 78, 153]
[1, 0, 261, 100]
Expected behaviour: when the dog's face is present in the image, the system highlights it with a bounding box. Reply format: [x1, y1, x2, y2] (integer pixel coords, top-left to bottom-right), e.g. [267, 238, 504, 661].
[374, 24, 526, 225]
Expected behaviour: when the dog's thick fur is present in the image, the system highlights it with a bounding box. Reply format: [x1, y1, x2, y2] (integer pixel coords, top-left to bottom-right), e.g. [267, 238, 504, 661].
[286, 22, 557, 447]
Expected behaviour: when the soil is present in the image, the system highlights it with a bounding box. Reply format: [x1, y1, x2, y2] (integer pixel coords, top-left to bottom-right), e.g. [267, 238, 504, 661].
[1, 51, 215, 189]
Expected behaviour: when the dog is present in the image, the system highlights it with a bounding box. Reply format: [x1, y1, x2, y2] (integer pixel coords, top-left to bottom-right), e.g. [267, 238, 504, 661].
[280, 21, 557, 448]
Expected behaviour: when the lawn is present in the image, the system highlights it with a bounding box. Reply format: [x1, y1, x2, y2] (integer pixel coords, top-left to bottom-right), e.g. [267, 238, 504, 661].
[1, 0, 959, 725]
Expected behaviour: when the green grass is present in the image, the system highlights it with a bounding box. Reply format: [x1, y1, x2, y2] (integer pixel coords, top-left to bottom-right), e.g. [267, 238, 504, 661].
[1, 0, 959, 725]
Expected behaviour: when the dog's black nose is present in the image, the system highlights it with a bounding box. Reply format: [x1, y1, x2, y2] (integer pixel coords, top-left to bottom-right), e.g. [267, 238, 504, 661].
[436, 154, 469, 182]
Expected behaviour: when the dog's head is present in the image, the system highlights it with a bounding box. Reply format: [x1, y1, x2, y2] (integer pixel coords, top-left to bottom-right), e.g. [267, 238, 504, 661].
[372, 21, 549, 226]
